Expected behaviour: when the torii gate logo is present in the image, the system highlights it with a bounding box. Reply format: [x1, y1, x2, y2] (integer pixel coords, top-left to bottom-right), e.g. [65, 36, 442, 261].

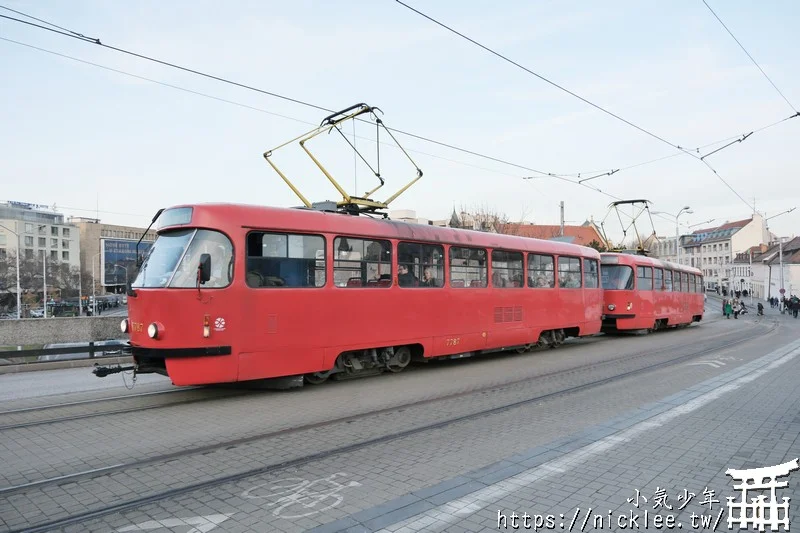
[726, 458, 799, 531]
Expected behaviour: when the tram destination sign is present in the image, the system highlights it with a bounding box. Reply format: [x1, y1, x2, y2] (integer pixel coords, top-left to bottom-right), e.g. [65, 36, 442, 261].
[100, 238, 153, 286]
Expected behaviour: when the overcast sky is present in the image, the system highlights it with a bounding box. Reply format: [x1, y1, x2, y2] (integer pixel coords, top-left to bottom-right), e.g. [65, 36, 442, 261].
[1, 1, 798, 243]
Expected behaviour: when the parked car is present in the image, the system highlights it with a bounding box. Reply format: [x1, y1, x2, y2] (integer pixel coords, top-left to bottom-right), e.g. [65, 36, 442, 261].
[37, 340, 130, 361]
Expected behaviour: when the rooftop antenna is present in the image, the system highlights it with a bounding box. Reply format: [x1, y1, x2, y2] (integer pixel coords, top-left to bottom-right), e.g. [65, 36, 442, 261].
[263, 103, 423, 216]
[599, 199, 657, 255]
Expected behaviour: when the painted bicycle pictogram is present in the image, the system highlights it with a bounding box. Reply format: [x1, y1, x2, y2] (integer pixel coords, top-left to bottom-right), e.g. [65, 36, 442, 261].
[241, 472, 361, 519]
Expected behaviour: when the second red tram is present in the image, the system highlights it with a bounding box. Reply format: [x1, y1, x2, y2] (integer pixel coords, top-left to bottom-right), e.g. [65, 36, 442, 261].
[122, 203, 604, 386]
[600, 252, 704, 333]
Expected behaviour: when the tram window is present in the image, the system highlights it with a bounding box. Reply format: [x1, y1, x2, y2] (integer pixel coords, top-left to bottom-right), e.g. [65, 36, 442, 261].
[245, 232, 325, 288]
[166, 229, 234, 289]
[654, 268, 664, 290]
[601, 265, 634, 290]
[637, 266, 653, 291]
[333, 237, 391, 288]
[449, 247, 487, 288]
[398, 242, 444, 288]
[528, 254, 555, 288]
[491, 250, 523, 287]
[689, 274, 696, 293]
[557, 256, 582, 288]
[584, 259, 599, 288]
[664, 270, 673, 292]
[682, 272, 689, 292]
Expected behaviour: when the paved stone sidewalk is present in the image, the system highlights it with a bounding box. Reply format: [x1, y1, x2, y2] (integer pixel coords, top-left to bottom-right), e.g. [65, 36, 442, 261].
[311, 336, 800, 532]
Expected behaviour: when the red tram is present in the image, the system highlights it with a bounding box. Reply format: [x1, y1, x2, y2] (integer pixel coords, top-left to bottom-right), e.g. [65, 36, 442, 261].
[600, 252, 704, 333]
[120, 203, 604, 386]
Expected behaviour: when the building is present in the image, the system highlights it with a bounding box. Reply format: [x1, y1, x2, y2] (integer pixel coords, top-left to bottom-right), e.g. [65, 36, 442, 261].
[749, 237, 800, 300]
[650, 236, 679, 263]
[731, 245, 767, 298]
[70, 217, 157, 295]
[499, 220, 605, 247]
[388, 210, 449, 227]
[0, 201, 81, 267]
[678, 214, 771, 291]
[0, 202, 82, 305]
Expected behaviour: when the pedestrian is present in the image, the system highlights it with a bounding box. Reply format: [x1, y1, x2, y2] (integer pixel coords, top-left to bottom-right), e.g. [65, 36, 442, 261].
[724, 300, 732, 319]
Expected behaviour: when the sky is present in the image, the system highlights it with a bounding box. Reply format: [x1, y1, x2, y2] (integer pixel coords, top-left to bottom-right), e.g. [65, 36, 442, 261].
[1, 0, 799, 244]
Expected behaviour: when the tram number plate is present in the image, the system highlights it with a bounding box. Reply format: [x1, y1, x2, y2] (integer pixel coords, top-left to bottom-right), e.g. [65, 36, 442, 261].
[445, 337, 461, 346]
[131, 322, 144, 333]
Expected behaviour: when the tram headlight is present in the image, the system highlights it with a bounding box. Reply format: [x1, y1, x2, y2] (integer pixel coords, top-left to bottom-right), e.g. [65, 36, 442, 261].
[120, 319, 129, 333]
[627, 302, 633, 311]
[147, 323, 159, 339]
[607, 304, 616, 311]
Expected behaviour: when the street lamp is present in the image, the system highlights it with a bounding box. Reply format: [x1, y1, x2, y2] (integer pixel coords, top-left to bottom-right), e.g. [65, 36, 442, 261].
[113, 264, 128, 289]
[652, 207, 693, 265]
[92, 252, 100, 316]
[687, 218, 715, 229]
[0, 223, 21, 320]
[765, 208, 795, 301]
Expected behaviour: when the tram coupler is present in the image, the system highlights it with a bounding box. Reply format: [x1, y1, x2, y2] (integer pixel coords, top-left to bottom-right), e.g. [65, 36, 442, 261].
[92, 364, 136, 378]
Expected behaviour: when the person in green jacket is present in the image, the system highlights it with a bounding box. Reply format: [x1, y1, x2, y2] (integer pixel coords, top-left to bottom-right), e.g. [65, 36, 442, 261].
[724, 300, 733, 319]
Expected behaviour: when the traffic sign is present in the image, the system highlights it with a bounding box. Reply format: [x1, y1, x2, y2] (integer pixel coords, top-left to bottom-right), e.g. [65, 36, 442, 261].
[780, 289, 785, 294]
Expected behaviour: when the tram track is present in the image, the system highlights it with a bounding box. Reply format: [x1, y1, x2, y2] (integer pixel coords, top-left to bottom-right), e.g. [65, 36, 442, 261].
[0, 321, 766, 495]
[0, 320, 720, 432]
[0, 386, 254, 431]
[5, 317, 779, 533]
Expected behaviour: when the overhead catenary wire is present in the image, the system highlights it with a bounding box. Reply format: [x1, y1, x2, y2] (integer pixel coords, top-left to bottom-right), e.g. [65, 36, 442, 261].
[393, 0, 688, 153]
[4, 32, 796, 215]
[391, 0, 799, 212]
[701, 0, 798, 114]
[0, 37, 547, 184]
[0, 36, 780, 233]
[3, 8, 795, 187]
[1, 7, 794, 228]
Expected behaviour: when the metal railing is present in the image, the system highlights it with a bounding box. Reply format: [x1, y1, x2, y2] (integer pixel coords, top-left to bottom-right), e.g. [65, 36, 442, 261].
[0, 341, 131, 365]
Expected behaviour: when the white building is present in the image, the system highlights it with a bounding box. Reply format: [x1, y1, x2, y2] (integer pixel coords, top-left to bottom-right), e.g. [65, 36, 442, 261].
[679, 214, 771, 291]
[0, 201, 81, 270]
[389, 209, 450, 227]
[650, 235, 679, 263]
[757, 238, 800, 300]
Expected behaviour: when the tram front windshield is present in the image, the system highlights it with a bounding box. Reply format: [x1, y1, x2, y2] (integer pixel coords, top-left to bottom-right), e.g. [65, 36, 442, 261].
[132, 229, 233, 288]
[601, 265, 634, 290]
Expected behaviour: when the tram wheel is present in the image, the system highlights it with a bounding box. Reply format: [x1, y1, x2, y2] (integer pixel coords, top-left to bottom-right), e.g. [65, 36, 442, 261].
[304, 371, 332, 385]
[387, 347, 411, 373]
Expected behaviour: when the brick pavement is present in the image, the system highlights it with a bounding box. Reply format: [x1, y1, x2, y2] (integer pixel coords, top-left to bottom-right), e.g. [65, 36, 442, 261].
[0, 315, 792, 533]
[0, 318, 752, 490]
[13, 318, 791, 533]
[330, 335, 800, 533]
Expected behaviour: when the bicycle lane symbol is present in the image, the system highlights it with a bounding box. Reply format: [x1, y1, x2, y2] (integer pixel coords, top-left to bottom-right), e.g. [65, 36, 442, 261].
[241, 472, 362, 519]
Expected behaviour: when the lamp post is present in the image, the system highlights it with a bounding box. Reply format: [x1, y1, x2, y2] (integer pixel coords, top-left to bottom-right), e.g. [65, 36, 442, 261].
[0, 223, 21, 320]
[42, 250, 46, 318]
[113, 264, 128, 289]
[765, 207, 795, 302]
[653, 207, 693, 265]
[91, 252, 100, 316]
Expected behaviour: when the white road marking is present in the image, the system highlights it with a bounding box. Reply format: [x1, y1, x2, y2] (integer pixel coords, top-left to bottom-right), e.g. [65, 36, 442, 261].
[379, 338, 800, 533]
[117, 513, 234, 532]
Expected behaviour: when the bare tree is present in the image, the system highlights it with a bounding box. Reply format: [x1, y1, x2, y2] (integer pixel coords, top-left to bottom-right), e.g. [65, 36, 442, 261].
[0, 250, 80, 304]
[457, 203, 530, 235]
